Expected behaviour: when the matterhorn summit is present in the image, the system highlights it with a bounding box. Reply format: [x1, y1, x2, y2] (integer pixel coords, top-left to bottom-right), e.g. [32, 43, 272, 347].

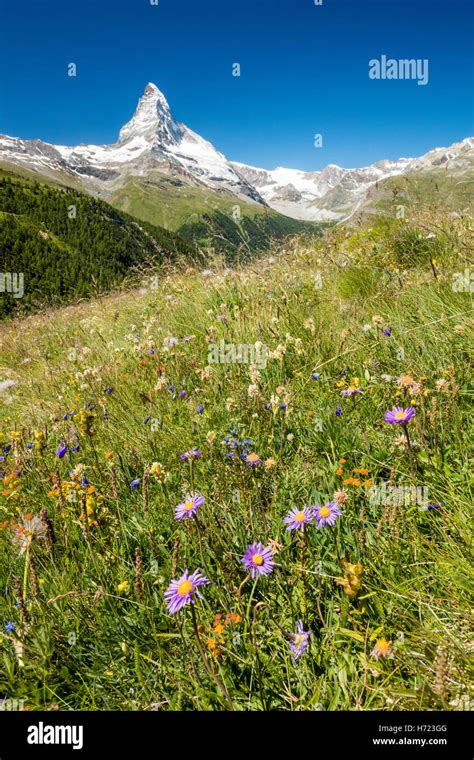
[118, 83, 183, 147]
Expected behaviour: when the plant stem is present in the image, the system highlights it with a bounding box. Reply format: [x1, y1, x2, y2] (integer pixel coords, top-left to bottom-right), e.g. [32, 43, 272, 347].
[190, 604, 233, 710]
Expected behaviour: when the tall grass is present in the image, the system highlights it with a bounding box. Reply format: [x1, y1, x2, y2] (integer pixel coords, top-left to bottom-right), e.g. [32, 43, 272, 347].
[0, 212, 472, 711]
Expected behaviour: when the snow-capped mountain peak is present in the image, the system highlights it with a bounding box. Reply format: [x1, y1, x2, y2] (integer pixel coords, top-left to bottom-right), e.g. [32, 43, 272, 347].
[118, 82, 183, 147]
[0, 82, 265, 203]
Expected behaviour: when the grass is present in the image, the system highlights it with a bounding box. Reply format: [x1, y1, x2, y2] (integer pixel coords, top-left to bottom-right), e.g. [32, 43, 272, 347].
[0, 209, 473, 711]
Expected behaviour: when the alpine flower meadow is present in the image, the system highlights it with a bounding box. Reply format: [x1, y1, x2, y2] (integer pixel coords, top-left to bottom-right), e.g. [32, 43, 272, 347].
[0, 207, 469, 713]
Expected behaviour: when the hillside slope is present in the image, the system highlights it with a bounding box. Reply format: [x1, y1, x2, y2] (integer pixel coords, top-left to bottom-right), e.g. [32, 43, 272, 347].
[0, 171, 194, 318]
[0, 209, 472, 711]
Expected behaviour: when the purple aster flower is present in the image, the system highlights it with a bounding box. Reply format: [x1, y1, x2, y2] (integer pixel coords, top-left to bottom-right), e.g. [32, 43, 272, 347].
[383, 327, 392, 337]
[280, 403, 287, 410]
[130, 478, 141, 489]
[179, 390, 186, 399]
[3, 445, 11, 454]
[314, 500, 342, 528]
[311, 372, 320, 380]
[245, 452, 262, 467]
[336, 405, 342, 417]
[168, 385, 175, 393]
[242, 542, 275, 578]
[81, 475, 89, 487]
[288, 620, 311, 659]
[72, 444, 80, 453]
[174, 495, 205, 521]
[179, 448, 201, 462]
[341, 387, 363, 397]
[164, 569, 210, 615]
[384, 406, 415, 425]
[105, 387, 113, 394]
[56, 440, 68, 459]
[197, 404, 203, 415]
[4, 622, 15, 633]
[284, 506, 314, 532]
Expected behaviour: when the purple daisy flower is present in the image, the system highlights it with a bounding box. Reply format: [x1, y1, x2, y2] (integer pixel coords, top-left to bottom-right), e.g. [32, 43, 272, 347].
[56, 440, 68, 459]
[383, 327, 392, 337]
[384, 406, 415, 425]
[288, 620, 311, 659]
[314, 500, 342, 528]
[164, 569, 210, 615]
[130, 478, 141, 489]
[283, 506, 314, 532]
[174, 494, 205, 521]
[336, 405, 342, 417]
[179, 390, 186, 399]
[179, 448, 201, 462]
[242, 542, 275, 578]
[341, 387, 363, 397]
[245, 452, 262, 467]
[197, 404, 203, 415]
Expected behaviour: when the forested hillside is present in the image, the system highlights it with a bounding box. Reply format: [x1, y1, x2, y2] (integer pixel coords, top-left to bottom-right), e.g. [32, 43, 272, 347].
[0, 173, 193, 318]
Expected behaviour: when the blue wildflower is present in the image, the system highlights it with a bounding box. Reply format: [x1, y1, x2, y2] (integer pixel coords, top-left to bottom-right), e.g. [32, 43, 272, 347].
[56, 441, 68, 459]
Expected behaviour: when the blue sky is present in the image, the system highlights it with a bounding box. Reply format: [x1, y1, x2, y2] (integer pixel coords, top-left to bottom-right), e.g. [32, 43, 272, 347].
[0, 0, 472, 170]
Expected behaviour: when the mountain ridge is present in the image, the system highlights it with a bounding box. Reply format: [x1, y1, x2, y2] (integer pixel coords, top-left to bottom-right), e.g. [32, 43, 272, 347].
[0, 82, 472, 223]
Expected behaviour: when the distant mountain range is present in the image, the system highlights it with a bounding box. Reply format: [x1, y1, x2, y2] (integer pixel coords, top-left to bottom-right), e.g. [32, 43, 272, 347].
[1, 82, 472, 225]
[235, 138, 474, 221]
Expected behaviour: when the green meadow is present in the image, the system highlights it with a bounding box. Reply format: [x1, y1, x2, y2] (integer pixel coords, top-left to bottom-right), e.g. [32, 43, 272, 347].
[0, 209, 472, 711]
